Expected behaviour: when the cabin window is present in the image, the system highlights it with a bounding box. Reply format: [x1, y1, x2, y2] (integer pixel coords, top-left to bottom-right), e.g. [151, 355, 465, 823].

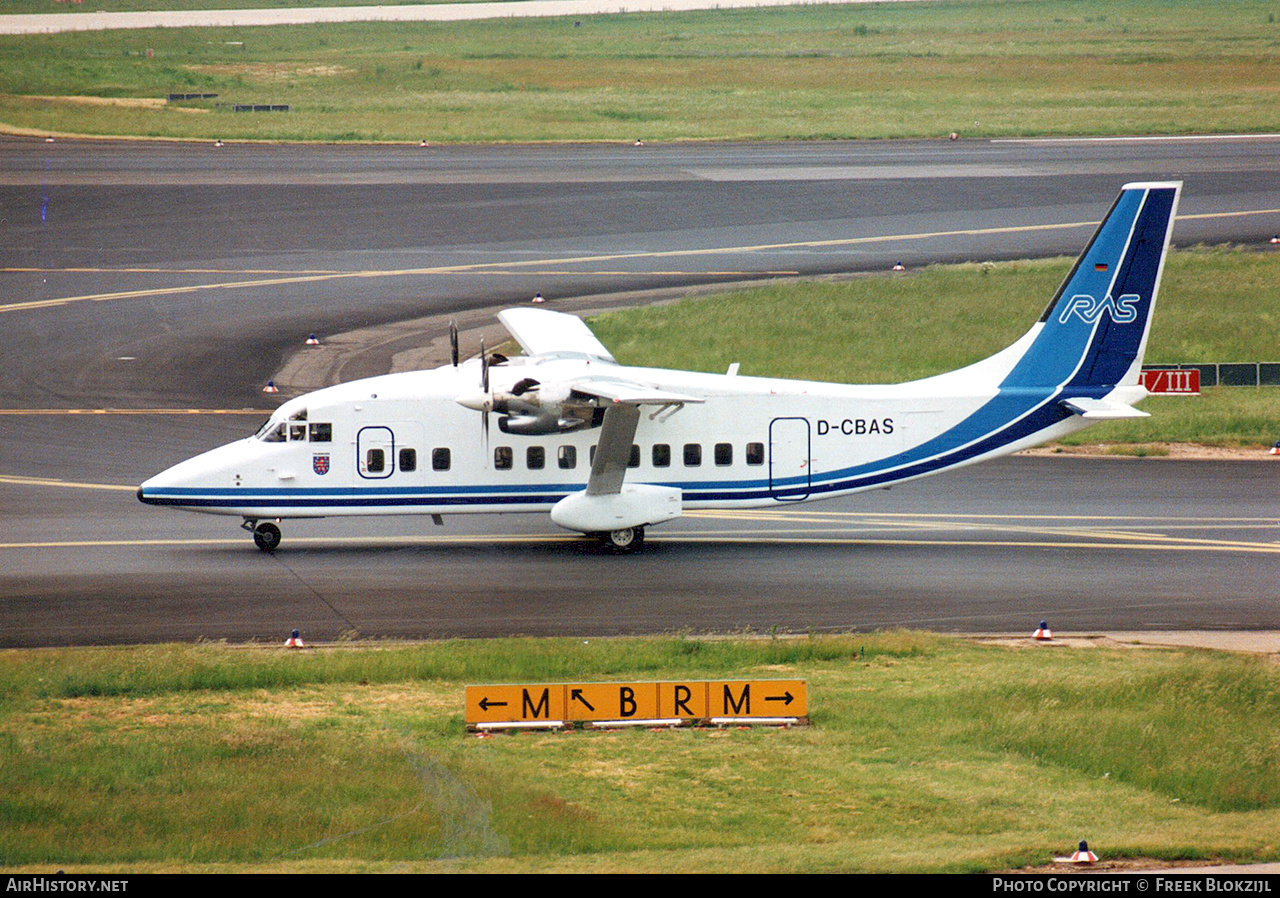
[558, 446, 576, 470]
[432, 448, 451, 471]
[399, 448, 417, 472]
[495, 446, 513, 470]
[629, 444, 641, 468]
[746, 442, 764, 466]
[652, 444, 671, 467]
[309, 422, 332, 443]
[527, 446, 545, 470]
[289, 424, 307, 442]
[366, 448, 385, 474]
[683, 443, 702, 467]
[715, 443, 733, 466]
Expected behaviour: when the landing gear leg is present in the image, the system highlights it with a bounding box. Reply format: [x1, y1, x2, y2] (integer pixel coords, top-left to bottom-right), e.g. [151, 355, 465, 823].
[598, 525, 644, 553]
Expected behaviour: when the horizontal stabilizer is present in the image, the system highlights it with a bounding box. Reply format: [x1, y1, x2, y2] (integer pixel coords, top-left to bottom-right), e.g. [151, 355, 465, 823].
[1060, 397, 1150, 419]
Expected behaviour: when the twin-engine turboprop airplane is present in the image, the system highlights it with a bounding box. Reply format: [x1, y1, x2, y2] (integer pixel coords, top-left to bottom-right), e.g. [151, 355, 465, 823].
[139, 181, 1181, 552]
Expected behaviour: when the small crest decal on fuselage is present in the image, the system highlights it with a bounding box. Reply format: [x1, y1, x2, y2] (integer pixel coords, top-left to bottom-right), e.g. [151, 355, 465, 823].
[313, 454, 330, 475]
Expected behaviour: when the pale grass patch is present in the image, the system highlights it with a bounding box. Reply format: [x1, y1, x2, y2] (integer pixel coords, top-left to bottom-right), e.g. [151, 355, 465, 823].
[182, 63, 355, 81]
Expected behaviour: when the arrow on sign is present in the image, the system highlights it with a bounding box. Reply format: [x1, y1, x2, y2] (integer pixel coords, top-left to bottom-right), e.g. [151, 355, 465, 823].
[570, 689, 596, 712]
[478, 698, 509, 712]
[766, 691, 795, 706]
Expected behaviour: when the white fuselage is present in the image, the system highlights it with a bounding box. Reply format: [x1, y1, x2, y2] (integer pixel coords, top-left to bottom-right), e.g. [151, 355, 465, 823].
[138, 347, 1105, 522]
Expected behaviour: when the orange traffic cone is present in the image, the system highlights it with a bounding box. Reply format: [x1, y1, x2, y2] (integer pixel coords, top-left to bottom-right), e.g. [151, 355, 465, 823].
[1033, 620, 1054, 641]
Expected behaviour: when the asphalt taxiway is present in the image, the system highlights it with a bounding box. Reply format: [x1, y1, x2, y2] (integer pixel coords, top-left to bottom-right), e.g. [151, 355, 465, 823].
[2, 135, 1278, 646]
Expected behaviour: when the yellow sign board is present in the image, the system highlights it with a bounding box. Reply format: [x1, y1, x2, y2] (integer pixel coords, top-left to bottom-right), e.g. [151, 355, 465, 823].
[466, 680, 807, 728]
[465, 684, 566, 725]
[708, 680, 807, 719]
[566, 682, 660, 722]
[658, 681, 709, 720]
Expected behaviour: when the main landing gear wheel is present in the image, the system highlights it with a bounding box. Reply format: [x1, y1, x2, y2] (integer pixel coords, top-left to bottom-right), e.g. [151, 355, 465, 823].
[598, 526, 644, 552]
[252, 521, 282, 552]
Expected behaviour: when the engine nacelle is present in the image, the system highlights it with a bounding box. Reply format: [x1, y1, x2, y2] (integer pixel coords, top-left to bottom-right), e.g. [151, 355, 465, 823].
[498, 414, 588, 436]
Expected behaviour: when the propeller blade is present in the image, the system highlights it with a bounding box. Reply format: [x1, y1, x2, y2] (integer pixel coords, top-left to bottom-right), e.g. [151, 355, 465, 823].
[480, 337, 490, 453]
[449, 321, 459, 367]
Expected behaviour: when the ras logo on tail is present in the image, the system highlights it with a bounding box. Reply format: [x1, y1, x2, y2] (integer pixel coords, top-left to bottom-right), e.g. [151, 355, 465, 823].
[1058, 293, 1141, 324]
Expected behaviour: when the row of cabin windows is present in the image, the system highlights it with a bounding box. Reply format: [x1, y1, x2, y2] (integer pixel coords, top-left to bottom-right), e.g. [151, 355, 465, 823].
[361, 442, 765, 475]
[493, 442, 765, 471]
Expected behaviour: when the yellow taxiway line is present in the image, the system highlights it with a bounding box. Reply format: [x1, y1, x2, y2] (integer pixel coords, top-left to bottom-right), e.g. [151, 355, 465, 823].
[0, 531, 1276, 554]
[4, 208, 1275, 316]
[0, 474, 138, 492]
[0, 408, 269, 415]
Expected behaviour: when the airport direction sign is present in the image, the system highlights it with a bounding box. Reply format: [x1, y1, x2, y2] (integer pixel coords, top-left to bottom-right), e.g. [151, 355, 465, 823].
[658, 681, 709, 720]
[466, 680, 808, 728]
[710, 680, 807, 719]
[567, 682, 660, 722]
[466, 684, 567, 727]
[1140, 368, 1200, 394]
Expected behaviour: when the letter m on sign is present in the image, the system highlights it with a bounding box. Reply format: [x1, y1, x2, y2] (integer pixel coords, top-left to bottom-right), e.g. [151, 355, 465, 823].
[522, 687, 550, 719]
[723, 684, 750, 715]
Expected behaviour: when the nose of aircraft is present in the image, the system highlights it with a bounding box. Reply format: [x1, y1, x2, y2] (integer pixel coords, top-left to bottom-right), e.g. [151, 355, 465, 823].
[137, 466, 180, 506]
[136, 439, 250, 507]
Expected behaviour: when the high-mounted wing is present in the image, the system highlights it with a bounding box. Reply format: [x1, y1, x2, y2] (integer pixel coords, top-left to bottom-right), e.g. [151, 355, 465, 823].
[570, 378, 703, 408]
[497, 308, 616, 361]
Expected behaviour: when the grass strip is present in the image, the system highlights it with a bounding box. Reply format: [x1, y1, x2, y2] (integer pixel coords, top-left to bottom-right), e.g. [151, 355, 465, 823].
[3, 632, 1279, 871]
[2, 0, 1280, 142]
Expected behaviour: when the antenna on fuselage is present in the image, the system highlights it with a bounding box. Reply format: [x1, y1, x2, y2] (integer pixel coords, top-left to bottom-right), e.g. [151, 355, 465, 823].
[449, 320, 459, 367]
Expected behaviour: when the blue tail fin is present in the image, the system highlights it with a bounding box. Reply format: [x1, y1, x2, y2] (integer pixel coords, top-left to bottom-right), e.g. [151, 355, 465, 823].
[1002, 181, 1180, 390]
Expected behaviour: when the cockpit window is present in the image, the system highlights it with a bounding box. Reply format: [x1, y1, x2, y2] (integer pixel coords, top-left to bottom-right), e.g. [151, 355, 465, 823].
[289, 424, 307, 441]
[288, 408, 308, 422]
[261, 422, 286, 443]
[309, 423, 332, 442]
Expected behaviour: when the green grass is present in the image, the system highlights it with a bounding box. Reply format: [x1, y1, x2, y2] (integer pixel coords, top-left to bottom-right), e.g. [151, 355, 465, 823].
[2, 0, 1280, 142]
[3, 633, 1280, 872]
[587, 247, 1280, 447]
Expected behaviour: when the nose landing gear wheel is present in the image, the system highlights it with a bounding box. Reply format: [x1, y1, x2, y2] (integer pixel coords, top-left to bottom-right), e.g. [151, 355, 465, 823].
[253, 521, 282, 552]
[599, 526, 644, 552]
